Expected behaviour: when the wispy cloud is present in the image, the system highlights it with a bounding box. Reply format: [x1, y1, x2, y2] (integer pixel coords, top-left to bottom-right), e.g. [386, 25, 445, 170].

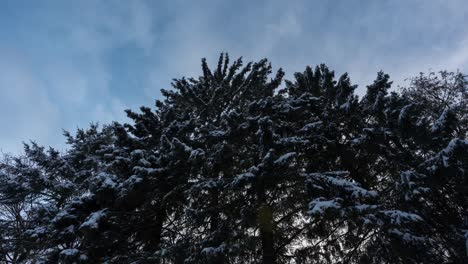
[0, 50, 59, 154]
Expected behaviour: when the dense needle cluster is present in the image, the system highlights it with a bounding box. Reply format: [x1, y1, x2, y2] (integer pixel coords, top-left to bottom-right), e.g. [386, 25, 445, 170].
[1, 54, 467, 263]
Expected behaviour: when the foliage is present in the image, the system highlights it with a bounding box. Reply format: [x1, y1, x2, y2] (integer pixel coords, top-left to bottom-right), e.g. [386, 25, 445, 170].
[1, 54, 467, 263]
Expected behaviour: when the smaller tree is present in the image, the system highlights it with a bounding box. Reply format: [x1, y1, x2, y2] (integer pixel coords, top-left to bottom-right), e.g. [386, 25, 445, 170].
[401, 71, 468, 139]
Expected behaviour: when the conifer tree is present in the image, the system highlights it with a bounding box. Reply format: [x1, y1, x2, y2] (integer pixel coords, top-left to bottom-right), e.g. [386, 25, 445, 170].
[0, 54, 466, 263]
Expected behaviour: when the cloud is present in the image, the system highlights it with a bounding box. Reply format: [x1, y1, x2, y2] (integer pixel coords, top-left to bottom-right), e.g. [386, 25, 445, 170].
[0, 0, 157, 153]
[91, 98, 129, 125]
[67, 0, 154, 55]
[43, 65, 88, 105]
[0, 50, 60, 154]
[443, 35, 468, 70]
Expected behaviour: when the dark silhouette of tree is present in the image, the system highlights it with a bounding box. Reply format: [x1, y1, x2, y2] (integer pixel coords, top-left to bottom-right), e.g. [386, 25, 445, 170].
[0, 54, 466, 263]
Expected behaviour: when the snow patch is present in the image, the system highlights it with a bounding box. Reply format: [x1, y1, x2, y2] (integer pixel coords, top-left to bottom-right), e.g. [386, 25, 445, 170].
[201, 244, 225, 255]
[96, 172, 116, 188]
[60, 248, 79, 256]
[309, 198, 341, 215]
[274, 152, 296, 164]
[300, 121, 323, 132]
[382, 210, 422, 225]
[80, 210, 106, 230]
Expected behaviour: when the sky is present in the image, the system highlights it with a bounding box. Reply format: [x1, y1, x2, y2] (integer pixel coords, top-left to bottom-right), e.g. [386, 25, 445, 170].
[1, 0, 468, 154]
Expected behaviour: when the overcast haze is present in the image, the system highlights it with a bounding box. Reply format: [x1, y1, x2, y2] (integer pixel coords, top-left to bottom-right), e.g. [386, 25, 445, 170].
[1, 0, 468, 154]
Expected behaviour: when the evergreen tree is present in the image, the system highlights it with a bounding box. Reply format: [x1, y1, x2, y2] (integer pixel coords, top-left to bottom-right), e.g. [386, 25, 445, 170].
[0, 54, 466, 263]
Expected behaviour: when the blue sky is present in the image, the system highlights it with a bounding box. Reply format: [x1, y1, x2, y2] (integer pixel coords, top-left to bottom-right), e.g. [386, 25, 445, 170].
[1, 0, 467, 153]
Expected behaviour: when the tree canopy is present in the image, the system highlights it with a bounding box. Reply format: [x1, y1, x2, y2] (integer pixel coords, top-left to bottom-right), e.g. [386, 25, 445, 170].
[1, 54, 467, 263]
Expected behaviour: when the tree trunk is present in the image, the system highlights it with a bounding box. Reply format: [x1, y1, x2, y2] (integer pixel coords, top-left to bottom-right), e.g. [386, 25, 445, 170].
[144, 202, 166, 251]
[256, 180, 275, 264]
[211, 188, 219, 233]
[210, 188, 226, 264]
[259, 203, 275, 264]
